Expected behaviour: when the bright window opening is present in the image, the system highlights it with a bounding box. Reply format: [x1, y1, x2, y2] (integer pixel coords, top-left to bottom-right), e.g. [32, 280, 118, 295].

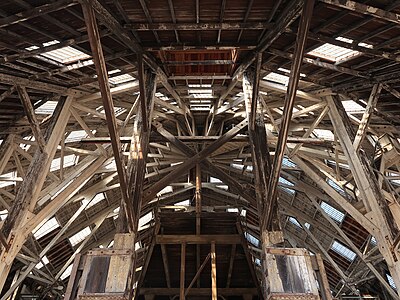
[331, 240, 356, 261]
[313, 129, 334, 141]
[308, 37, 358, 62]
[327, 178, 346, 196]
[0, 210, 8, 221]
[69, 227, 91, 246]
[82, 193, 105, 209]
[282, 157, 297, 168]
[108, 69, 135, 85]
[342, 100, 365, 114]
[264, 72, 289, 86]
[138, 212, 153, 229]
[60, 264, 73, 280]
[288, 217, 310, 229]
[387, 274, 397, 290]
[36, 256, 49, 269]
[65, 130, 89, 143]
[0, 171, 16, 188]
[35, 101, 58, 115]
[157, 186, 173, 196]
[26, 40, 90, 64]
[33, 217, 60, 239]
[50, 154, 78, 172]
[175, 200, 190, 206]
[245, 232, 260, 247]
[278, 177, 295, 194]
[321, 201, 345, 223]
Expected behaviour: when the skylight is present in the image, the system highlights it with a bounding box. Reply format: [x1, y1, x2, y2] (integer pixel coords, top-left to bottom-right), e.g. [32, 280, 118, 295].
[69, 227, 91, 246]
[264, 72, 290, 86]
[0, 210, 8, 221]
[320, 201, 345, 223]
[387, 274, 397, 290]
[157, 186, 173, 196]
[138, 212, 153, 229]
[313, 129, 334, 141]
[327, 178, 346, 196]
[282, 157, 297, 168]
[36, 256, 49, 269]
[35, 101, 58, 115]
[60, 264, 73, 280]
[308, 37, 372, 63]
[278, 177, 295, 194]
[331, 240, 356, 261]
[26, 40, 90, 64]
[188, 84, 212, 88]
[342, 100, 364, 114]
[108, 70, 135, 85]
[288, 217, 310, 229]
[174, 200, 190, 206]
[82, 193, 105, 209]
[245, 232, 260, 247]
[0, 171, 16, 188]
[65, 130, 88, 143]
[33, 217, 60, 239]
[50, 154, 78, 172]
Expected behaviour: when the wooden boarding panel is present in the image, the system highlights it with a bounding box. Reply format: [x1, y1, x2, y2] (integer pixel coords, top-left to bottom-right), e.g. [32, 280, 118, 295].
[264, 247, 319, 297]
[105, 233, 135, 293]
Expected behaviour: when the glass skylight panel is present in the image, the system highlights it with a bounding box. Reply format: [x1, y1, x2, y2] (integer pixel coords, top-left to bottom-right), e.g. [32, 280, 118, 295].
[0, 210, 8, 221]
[264, 72, 289, 86]
[60, 264, 73, 280]
[210, 177, 223, 183]
[245, 232, 260, 247]
[174, 200, 190, 206]
[331, 240, 356, 261]
[308, 37, 359, 62]
[82, 193, 105, 209]
[69, 227, 91, 246]
[188, 84, 212, 88]
[35, 101, 58, 115]
[65, 130, 88, 143]
[188, 89, 213, 94]
[313, 129, 334, 141]
[109, 72, 135, 85]
[33, 217, 60, 239]
[36, 256, 49, 269]
[282, 157, 297, 168]
[320, 201, 345, 223]
[370, 236, 377, 246]
[157, 186, 173, 196]
[50, 154, 78, 172]
[26, 40, 91, 64]
[327, 178, 346, 196]
[288, 217, 310, 229]
[342, 100, 364, 113]
[387, 274, 397, 290]
[278, 177, 295, 194]
[0, 171, 16, 188]
[138, 212, 153, 229]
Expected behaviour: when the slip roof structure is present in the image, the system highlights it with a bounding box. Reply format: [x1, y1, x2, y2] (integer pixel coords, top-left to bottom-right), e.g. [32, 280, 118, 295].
[1, 0, 400, 299]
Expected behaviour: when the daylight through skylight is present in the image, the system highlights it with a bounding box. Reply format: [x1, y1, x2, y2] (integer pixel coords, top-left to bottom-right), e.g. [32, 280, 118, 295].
[26, 40, 90, 64]
[308, 37, 372, 63]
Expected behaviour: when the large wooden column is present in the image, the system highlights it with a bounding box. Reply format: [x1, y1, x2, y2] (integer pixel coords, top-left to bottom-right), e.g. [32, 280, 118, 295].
[126, 67, 157, 232]
[0, 96, 72, 292]
[243, 64, 273, 227]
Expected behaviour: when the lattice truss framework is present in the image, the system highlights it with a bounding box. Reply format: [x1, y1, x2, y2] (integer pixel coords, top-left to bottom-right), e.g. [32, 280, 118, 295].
[0, 0, 400, 299]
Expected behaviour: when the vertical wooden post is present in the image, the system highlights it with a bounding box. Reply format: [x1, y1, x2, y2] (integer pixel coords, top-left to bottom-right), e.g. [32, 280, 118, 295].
[180, 243, 186, 300]
[195, 164, 202, 235]
[211, 242, 217, 300]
